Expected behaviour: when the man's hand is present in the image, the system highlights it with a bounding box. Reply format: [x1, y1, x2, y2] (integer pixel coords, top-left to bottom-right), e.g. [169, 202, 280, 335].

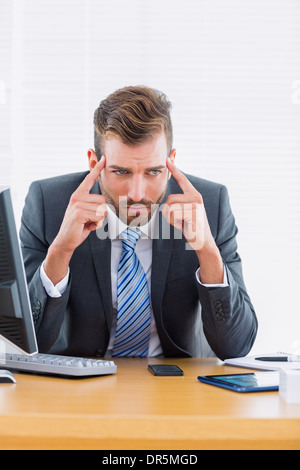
[52, 156, 107, 254]
[163, 158, 212, 253]
[44, 157, 107, 285]
[163, 158, 224, 284]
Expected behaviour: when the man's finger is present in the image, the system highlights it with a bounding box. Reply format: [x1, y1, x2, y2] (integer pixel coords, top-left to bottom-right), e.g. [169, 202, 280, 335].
[166, 157, 196, 194]
[78, 156, 106, 194]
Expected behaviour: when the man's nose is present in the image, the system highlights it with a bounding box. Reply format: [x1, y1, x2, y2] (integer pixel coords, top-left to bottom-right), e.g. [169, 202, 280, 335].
[127, 176, 146, 202]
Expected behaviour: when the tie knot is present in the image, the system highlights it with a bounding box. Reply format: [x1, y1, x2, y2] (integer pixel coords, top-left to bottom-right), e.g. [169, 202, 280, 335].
[121, 227, 141, 251]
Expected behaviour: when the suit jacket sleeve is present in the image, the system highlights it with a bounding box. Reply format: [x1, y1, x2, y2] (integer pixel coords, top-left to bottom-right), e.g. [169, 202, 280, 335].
[197, 184, 258, 360]
[20, 181, 71, 352]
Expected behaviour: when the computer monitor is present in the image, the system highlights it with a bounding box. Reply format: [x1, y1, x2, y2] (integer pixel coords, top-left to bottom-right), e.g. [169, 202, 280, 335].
[0, 187, 38, 358]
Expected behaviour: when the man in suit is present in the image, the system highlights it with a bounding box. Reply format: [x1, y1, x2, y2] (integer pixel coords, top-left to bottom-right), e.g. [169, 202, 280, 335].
[20, 86, 257, 360]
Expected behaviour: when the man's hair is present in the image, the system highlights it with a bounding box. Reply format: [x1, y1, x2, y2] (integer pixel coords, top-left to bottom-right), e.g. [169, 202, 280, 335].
[93, 85, 173, 160]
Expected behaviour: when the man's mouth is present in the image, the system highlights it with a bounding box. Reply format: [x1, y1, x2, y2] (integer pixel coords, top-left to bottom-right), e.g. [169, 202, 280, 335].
[127, 204, 150, 214]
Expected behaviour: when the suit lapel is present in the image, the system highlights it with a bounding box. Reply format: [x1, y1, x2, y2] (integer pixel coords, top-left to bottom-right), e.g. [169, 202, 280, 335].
[151, 183, 175, 319]
[151, 213, 174, 314]
[88, 181, 113, 331]
[88, 228, 113, 331]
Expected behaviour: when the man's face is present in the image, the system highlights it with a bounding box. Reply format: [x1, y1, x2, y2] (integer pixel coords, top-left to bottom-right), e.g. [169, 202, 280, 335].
[95, 132, 175, 226]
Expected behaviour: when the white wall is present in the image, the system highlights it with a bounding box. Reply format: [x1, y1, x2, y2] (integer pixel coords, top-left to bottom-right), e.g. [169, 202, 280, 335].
[1, 0, 300, 355]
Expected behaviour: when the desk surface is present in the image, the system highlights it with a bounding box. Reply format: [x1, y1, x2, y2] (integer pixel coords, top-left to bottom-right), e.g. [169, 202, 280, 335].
[0, 358, 299, 450]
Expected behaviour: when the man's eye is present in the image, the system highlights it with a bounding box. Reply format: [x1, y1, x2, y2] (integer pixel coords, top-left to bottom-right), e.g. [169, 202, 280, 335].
[114, 170, 128, 175]
[148, 170, 161, 176]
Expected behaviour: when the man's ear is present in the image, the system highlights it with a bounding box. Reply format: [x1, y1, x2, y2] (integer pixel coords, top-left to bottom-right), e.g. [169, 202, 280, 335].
[168, 149, 176, 179]
[87, 149, 98, 171]
[169, 148, 176, 164]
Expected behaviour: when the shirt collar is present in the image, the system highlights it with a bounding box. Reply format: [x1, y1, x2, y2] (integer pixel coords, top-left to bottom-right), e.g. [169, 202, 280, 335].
[106, 205, 158, 240]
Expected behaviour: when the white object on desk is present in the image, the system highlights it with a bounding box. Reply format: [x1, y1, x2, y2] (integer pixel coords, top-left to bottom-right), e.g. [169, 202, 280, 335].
[279, 369, 300, 404]
[224, 353, 300, 371]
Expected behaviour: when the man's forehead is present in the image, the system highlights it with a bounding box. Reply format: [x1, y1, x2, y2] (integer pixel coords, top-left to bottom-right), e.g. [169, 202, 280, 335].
[103, 133, 168, 167]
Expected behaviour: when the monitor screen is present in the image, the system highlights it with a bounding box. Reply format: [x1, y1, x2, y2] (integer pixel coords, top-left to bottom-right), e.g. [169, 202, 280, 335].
[0, 188, 38, 355]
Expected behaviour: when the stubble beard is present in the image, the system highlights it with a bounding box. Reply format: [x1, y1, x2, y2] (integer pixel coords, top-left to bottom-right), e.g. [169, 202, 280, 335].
[98, 178, 168, 226]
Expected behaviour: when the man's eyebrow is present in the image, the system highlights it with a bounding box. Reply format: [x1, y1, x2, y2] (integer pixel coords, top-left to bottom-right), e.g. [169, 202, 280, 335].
[108, 165, 131, 171]
[108, 164, 166, 171]
[145, 165, 166, 171]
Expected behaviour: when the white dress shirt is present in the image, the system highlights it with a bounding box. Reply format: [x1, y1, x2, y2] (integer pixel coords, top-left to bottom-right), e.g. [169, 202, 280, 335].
[40, 206, 228, 356]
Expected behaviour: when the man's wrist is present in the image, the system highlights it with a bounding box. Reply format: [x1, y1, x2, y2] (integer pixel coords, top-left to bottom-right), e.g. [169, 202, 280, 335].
[196, 243, 224, 284]
[43, 242, 73, 286]
[40, 261, 69, 297]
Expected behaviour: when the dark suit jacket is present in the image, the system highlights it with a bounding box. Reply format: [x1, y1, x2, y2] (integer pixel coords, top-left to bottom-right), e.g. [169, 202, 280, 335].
[20, 171, 258, 360]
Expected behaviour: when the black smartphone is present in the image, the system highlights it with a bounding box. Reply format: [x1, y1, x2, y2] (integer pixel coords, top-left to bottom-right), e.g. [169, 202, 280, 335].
[148, 364, 184, 376]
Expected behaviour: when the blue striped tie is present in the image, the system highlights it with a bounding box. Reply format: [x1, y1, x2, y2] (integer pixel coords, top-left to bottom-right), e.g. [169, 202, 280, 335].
[112, 227, 151, 357]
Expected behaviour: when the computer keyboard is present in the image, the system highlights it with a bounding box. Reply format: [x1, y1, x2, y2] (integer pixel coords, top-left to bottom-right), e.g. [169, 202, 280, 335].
[1, 353, 117, 378]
